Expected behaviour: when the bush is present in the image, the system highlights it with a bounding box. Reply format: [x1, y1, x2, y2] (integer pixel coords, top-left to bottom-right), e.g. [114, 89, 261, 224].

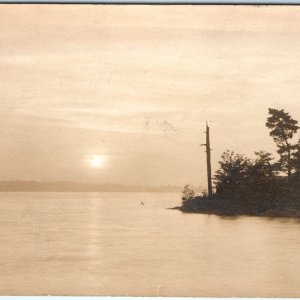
[182, 185, 195, 203]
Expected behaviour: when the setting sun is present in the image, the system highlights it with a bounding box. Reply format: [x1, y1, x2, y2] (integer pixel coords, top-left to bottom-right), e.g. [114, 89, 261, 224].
[88, 155, 105, 168]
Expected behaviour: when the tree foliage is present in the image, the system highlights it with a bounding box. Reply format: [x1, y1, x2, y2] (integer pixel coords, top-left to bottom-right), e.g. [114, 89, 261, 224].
[214, 151, 251, 194]
[252, 151, 277, 177]
[182, 185, 195, 202]
[213, 150, 277, 196]
[266, 108, 299, 176]
[292, 139, 300, 172]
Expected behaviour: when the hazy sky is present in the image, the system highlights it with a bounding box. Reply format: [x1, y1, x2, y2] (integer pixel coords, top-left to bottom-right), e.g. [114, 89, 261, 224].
[0, 5, 300, 187]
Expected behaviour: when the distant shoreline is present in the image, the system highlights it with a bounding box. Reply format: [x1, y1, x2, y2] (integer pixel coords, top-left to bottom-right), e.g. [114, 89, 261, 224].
[0, 181, 185, 193]
[0, 190, 180, 193]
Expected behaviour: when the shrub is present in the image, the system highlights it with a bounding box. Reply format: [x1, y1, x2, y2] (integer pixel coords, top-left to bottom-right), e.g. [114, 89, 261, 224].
[182, 185, 195, 203]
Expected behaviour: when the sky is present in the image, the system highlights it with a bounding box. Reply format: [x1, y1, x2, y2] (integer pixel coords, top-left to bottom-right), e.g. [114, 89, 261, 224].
[0, 5, 300, 187]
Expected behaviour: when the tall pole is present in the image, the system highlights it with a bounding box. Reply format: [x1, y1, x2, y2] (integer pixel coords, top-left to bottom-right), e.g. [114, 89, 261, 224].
[205, 122, 213, 197]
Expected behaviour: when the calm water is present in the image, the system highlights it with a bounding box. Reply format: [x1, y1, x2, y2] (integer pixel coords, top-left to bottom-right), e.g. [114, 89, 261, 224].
[0, 192, 300, 296]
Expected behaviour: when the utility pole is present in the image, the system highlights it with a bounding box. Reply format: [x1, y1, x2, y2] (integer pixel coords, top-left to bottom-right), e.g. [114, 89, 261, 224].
[201, 122, 213, 197]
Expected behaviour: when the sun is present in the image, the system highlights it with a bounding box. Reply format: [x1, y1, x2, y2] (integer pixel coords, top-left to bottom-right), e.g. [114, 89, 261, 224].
[88, 155, 105, 168]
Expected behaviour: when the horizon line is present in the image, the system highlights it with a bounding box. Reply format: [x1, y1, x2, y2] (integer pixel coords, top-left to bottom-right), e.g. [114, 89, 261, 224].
[0, 180, 194, 187]
[0, 0, 300, 4]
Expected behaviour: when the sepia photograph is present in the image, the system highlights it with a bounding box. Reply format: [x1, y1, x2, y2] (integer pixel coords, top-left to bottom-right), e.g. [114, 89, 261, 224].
[0, 3, 300, 297]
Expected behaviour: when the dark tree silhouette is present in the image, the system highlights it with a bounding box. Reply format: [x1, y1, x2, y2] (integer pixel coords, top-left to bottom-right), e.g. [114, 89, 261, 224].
[266, 108, 299, 177]
[292, 139, 300, 173]
[252, 151, 277, 177]
[214, 150, 252, 194]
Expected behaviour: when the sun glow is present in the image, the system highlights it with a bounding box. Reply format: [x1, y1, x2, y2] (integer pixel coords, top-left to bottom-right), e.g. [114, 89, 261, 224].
[88, 155, 106, 168]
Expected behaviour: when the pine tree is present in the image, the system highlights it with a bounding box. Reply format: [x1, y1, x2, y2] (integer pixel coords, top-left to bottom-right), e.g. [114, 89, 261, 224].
[266, 108, 299, 177]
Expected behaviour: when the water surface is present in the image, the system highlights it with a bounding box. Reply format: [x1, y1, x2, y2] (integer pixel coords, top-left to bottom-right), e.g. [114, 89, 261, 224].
[0, 192, 299, 296]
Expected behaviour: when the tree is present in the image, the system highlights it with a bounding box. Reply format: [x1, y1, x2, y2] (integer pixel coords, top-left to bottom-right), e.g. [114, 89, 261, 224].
[252, 151, 277, 177]
[292, 139, 300, 173]
[182, 185, 195, 203]
[214, 150, 252, 194]
[266, 108, 299, 177]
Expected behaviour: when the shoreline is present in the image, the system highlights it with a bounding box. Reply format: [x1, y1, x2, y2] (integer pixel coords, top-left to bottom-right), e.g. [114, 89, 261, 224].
[170, 205, 300, 218]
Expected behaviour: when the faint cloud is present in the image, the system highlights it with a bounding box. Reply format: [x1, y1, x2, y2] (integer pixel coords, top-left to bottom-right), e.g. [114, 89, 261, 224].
[143, 117, 178, 133]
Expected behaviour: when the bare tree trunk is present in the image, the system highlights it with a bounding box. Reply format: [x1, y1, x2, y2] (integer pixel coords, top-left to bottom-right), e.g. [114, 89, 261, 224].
[206, 123, 213, 197]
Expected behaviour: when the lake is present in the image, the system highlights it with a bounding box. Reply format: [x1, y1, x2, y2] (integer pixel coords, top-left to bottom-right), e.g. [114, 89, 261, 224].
[0, 192, 299, 296]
